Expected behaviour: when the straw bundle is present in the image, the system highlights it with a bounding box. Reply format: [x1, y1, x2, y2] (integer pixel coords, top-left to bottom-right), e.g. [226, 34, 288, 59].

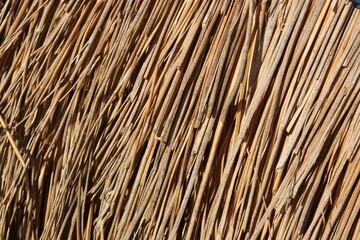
[0, 0, 359, 239]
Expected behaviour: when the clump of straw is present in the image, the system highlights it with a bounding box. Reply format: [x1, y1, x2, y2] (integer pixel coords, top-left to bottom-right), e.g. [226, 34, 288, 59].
[0, 0, 359, 239]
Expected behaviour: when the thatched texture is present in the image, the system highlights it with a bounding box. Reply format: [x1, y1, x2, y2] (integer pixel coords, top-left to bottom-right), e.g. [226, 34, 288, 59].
[1, 0, 359, 239]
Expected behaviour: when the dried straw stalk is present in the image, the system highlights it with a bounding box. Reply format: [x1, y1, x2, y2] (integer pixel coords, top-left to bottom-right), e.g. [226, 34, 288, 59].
[0, 0, 359, 239]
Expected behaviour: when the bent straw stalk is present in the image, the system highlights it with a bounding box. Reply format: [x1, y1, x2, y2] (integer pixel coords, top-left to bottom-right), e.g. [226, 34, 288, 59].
[0, 0, 359, 239]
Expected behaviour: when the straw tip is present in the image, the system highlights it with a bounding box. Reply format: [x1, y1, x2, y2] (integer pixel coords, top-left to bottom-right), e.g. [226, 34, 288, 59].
[350, 0, 360, 8]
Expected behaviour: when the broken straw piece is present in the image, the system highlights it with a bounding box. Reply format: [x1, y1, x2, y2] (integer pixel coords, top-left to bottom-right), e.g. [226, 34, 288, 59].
[0, 115, 27, 167]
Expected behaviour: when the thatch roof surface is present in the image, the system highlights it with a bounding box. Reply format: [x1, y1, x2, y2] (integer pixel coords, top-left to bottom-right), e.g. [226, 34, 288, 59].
[0, 0, 359, 239]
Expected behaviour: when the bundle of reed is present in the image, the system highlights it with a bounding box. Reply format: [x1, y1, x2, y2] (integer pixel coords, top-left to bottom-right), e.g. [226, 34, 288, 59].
[0, 0, 359, 239]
